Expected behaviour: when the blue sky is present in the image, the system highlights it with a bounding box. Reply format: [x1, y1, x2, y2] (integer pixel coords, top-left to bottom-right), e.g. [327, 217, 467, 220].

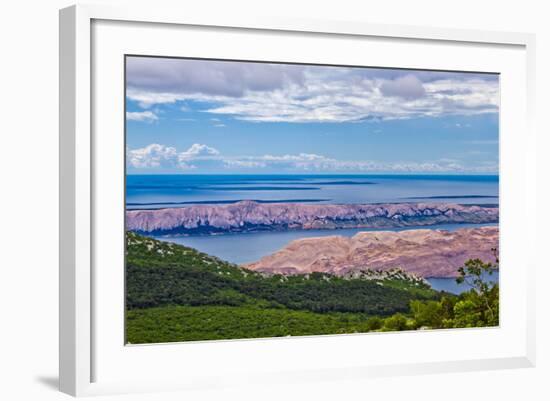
[126, 56, 499, 174]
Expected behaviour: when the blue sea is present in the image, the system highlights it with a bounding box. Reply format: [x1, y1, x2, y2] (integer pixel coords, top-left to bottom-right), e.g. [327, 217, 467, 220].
[127, 174, 499, 293]
[126, 174, 499, 209]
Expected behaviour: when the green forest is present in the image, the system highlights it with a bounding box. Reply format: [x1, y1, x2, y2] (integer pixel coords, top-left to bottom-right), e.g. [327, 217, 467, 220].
[126, 232, 499, 344]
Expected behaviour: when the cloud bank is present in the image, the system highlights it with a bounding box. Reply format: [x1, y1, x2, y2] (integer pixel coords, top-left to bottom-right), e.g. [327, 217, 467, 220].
[127, 143, 497, 173]
[126, 57, 499, 123]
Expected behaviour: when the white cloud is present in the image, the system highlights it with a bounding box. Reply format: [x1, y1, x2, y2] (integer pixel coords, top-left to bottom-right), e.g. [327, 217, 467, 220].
[179, 143, 220, 160]
[234, 153, 496, 173]
[127, 143, 220, 170]
[127, 144, 178, 168]
[127, 143, 497, 173]
[223, 159, 267, 168]
[127, 89, 183, 109]
[127, 75, 498, 123]
[126, 59, 499, 123]
[126, 110, 158, 122]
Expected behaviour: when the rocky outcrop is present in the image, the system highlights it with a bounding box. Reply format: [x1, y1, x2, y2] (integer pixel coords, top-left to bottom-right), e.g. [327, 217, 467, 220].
[244, 227, 499, 278]
[126, 200, 498, 236]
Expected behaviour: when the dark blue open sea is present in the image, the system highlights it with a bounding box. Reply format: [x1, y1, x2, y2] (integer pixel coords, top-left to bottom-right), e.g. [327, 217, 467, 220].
[126, 174, 498, 209]
[126, 174, 499, 293]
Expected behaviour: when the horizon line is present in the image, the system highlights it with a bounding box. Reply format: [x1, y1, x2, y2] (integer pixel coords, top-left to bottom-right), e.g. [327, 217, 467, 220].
[126, 172, 499, 176]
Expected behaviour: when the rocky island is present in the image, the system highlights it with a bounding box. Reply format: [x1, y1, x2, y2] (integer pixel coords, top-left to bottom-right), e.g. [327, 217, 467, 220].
[245, 226, 498, 278]
[126, 200, 499, 236]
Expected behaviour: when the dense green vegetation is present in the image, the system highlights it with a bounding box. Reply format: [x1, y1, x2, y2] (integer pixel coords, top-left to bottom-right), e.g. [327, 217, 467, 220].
[411, 255, 499, 329]
[126, 232, 438, 315]
[125, 232, 498, 344]
[127, 305, 380, 343]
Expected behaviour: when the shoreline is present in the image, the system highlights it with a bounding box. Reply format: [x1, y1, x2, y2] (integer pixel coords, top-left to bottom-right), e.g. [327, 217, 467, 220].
[148, 223, 499, 279]
[127, 200, 500, 211]
[149, 220, 499, 239]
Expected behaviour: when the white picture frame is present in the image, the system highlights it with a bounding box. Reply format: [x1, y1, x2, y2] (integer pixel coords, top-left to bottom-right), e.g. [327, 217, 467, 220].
[59, 4, 536, 397]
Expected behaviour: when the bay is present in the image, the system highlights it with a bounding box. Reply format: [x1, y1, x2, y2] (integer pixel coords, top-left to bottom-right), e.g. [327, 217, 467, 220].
[156, 222, 498, 265]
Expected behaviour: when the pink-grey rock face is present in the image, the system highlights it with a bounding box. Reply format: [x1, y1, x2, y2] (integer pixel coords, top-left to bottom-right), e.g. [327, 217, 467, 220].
[244, 227, 499, 278]
[126, 201, 498, 235]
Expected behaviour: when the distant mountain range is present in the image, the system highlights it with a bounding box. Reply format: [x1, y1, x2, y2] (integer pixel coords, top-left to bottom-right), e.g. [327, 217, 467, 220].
[126, 200, 499, 236]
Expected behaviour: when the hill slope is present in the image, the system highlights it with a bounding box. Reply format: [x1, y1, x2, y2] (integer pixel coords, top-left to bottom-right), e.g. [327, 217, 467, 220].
[125, 232, 445, 343]
[126, 232, 439, 313]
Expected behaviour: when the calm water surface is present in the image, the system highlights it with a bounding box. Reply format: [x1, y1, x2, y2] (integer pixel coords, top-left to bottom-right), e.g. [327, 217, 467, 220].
[127, 174, 498, 209]
[427, 271, 499, 295]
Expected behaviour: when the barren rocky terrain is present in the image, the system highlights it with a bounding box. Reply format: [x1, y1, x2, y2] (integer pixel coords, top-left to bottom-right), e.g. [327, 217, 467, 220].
[126, 200, 498, 235]
[244, 226, 499, 278]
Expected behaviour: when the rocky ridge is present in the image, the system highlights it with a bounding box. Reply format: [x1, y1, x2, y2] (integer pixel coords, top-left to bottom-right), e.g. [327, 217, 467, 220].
[126, 200, 498, 235]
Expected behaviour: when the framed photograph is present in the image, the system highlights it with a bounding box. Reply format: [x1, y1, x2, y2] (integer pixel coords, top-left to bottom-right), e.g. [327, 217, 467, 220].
[59, 4, 536, 396]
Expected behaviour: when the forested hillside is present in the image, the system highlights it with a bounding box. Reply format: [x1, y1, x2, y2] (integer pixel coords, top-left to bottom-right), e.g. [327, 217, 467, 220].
[125, 232, 498, 343]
